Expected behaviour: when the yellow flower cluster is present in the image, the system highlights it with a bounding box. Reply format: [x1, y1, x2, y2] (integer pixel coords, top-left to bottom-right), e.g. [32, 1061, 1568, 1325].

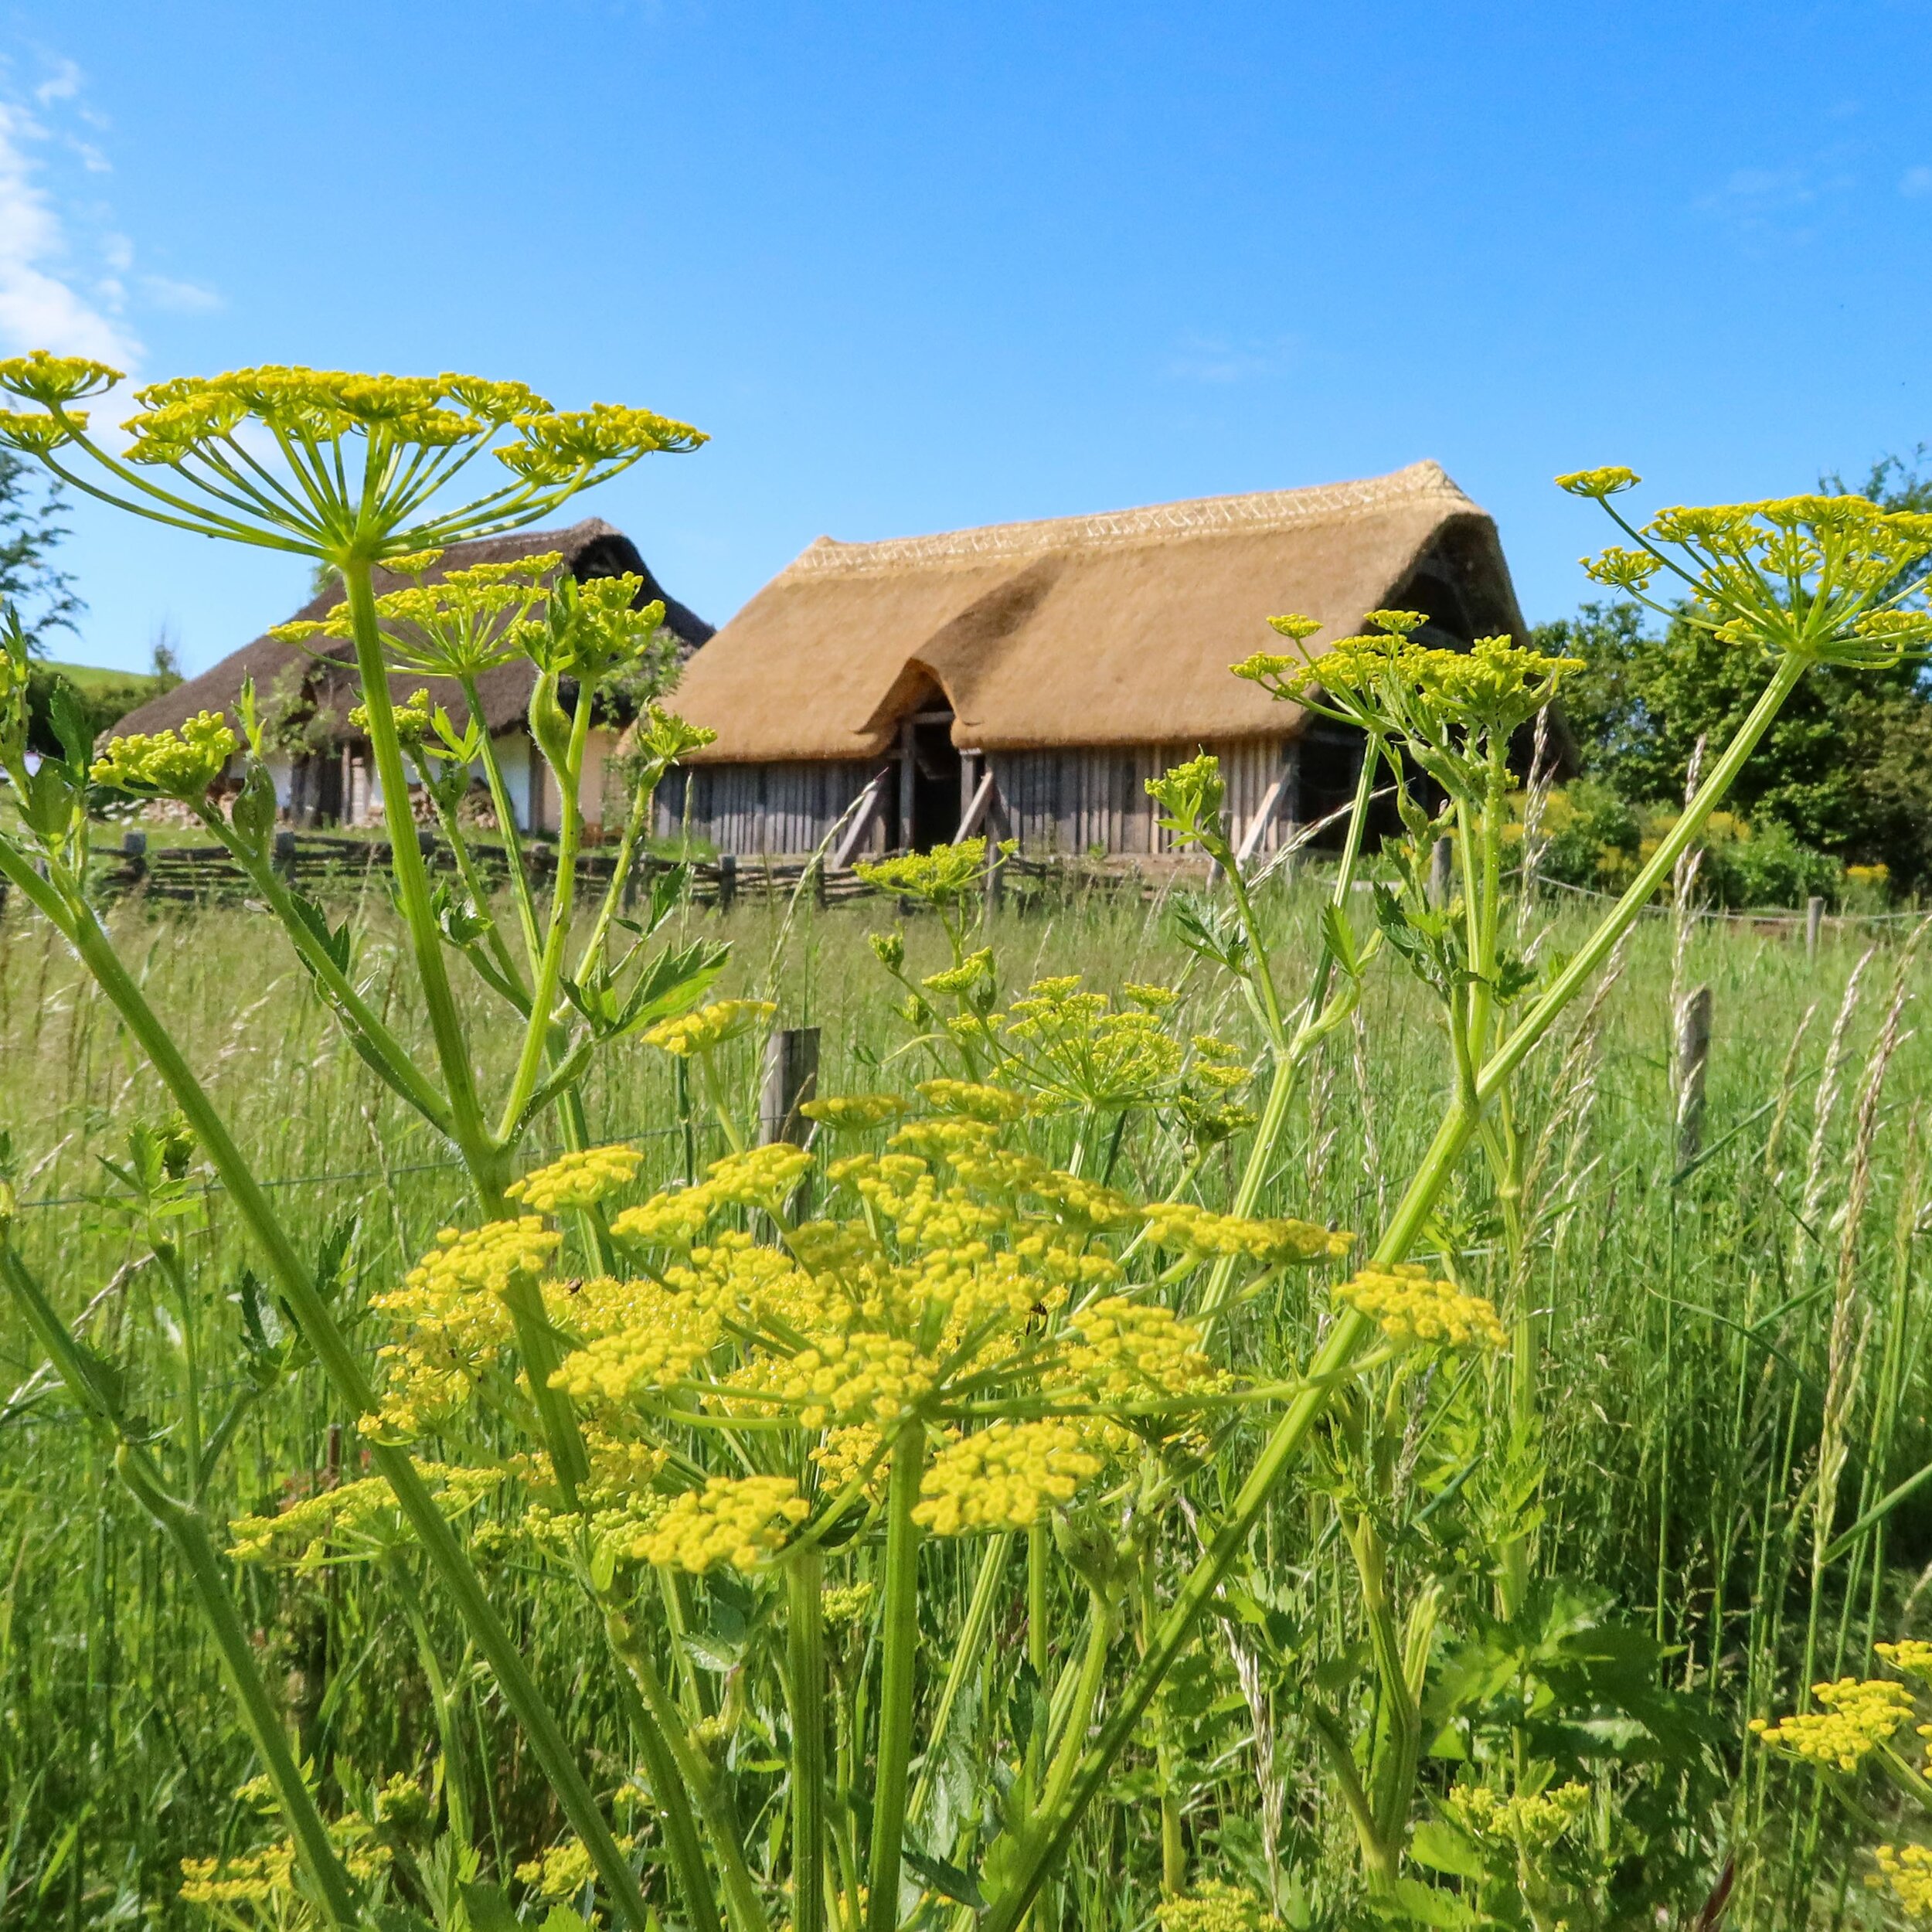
[515, 1834, 634, 1903]
[179, 1832, 389, 1910]
[778, 1328, 937, 1429]
[1750, 1676, 1917, 1770]
[992, 977, 1187, 1110]
[1065, 1298, 1224, 1403]
[821, 1579, 876, 1629]
[546, 1278, 720, 1403]
[1447, 1781, 1590, 1850]
[853, 839, 992, 907]
[923, 947, 995, 997]
[506, 1142, 641, 1213]
[348, 688, 433, 745]
[610, 1187, 716, 1251]
[227, 1463, 500, 1566]
[801, 1093, 911, 1132]
[1876, 1641, 1932, 1682]
[1155, 1880, 1279, 1932]
[1871, 1845, 1932, 1918]
[706, 1143, 813, 1213]
[638, 1475, 810, 1573]
[917, 1078, 1031, 1123]
[1142, 1202, 1352, 1267]
[1338, 1264, 1506, 1350]
[407, 1218, 560, 1301]
[913, 1420, 1105, 1535]
[643, 998, 775, 1056]
[91, 712, 237, 798]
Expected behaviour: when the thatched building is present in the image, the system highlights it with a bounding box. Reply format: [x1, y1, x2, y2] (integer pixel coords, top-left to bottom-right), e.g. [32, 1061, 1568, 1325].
[658, 461, 1528, 862]
[111, 519, 711, 833]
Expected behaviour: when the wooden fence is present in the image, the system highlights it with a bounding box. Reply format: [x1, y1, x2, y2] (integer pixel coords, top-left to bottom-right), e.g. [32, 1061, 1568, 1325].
[33, 832, 1182, 916]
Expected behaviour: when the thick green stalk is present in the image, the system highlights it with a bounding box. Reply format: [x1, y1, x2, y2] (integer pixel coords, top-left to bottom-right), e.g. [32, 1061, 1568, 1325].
[866, 1424, 927, 1932]
[787, 1547, 828, 1932]
[1196, 743, 1382, 1319]
[978, 645, 1813, 1932]
[386, 1556, 474, 1850]
[0, 848, 656, 1932]
[339, 562, 501, 1193]
[600, 1597, 758, 1932]
[497, 683, 592, 1142]
[0, 1246, 363, 1930]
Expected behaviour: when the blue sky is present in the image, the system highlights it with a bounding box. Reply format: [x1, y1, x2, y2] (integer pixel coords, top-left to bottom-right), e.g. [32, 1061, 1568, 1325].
[10, 1, 1932, 675]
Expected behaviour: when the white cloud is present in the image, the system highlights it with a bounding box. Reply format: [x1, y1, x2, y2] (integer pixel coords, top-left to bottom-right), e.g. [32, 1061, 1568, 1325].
[141, 273, 221, 314]
[1166, 330, 1300, 386]
[32, 57, 80, 107]
[1902, 165, 1932, 198]
[0, 96, 140, 364]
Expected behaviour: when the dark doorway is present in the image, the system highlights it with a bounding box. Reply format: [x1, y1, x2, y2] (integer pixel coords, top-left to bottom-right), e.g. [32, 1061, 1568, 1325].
[906, 708, 962, 851]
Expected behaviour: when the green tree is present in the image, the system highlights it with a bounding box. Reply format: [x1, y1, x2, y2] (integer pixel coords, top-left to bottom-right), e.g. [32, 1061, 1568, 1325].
[1536, 454, 1932, 892]
[0, 445, 80, 649]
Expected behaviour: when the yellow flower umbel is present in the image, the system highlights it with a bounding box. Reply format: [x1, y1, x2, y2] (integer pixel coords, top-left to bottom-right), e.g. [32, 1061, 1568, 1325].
[1871, 1844, 1932, 1919]
[1155, 1880, 1280, 1932]
[1750, 1676, 1917, 1772]
[91, 712, 238, 799]
[1337, 1264, 1506, 1351]
[640, 1475, 811, 1573]
[643, 998, 776, 1056]
[506, 1142, 642, 1213]
[913, 1420, 1105, 1536]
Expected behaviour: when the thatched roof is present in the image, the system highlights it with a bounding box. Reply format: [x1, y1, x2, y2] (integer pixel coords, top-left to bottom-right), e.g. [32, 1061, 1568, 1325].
[109, 519, 713, 747]
[670, 461, 1526, 763]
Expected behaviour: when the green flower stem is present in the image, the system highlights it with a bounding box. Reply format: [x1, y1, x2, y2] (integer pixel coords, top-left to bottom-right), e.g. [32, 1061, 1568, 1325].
[1035, 1587, 1113, 1825]
[498, 1267, 591, 1507]
[0, 843, 657, 1932]
[413, 774, 532, 1007]
[196, 807, 457, 1133]
[599, 1595, 755, 1932]
[461, 672, 544, 974]
[908, 1532, 1011, 1825]
[0, 1243, 365, 1930]
[339, 561, 500, 1194]
[573, 769, 665, 984]
[1305, 1702, 1392, 1889]
[787, 1546, 829, 1932]
[866, 1423, 928, 1932]
[496, 679, 593, 1144]
[1345, 1513, 1421, 1861]
[978, 651, 1813, 1932]
[384, 1554, 475, 1850]
[1026, 1521, 1050, 1806]
[1196, 742, 1381, 1320]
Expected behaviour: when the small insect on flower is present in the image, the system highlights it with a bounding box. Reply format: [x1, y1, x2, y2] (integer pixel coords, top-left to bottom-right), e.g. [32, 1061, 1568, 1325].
[506, 1143, 643, 1213]
[1338, 1264, 1505, 1350]
[91, 713, 237, 799]
[643, 998, 776, 1057]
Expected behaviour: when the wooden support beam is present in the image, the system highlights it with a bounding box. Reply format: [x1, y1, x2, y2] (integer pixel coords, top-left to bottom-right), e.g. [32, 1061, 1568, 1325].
[832, 770, 892, 870]
[1235, 774, 1288, 866]
[954, 768, 999, 842]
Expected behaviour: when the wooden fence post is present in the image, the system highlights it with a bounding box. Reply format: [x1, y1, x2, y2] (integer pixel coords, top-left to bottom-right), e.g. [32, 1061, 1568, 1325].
[1675, 984, 1713, 1168]
[985, 840, 1005, 920]
[1429, 837, 1454, 908]
[1806, 896, 1825, 958]
[122, 828, 148, 883]
[272, 829, 296, 884]
[717, 853, 737, 914]
[760, 1026, 820, 1147]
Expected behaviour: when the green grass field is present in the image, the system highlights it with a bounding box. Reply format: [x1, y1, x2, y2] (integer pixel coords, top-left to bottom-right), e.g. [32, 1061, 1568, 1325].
[3, 877, 1928, 1929]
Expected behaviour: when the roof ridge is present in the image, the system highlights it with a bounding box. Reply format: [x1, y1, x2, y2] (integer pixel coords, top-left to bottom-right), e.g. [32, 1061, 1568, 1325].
[787, 461, 1472, 577]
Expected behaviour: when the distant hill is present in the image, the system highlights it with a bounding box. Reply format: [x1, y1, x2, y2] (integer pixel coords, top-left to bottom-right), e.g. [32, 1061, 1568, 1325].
[27, 659, 179, 756]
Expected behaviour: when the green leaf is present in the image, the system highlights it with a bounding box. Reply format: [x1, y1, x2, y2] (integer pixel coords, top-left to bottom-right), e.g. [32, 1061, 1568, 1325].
[902, 1843, 986, 1911]
[1410, 1821, 1483, 1880]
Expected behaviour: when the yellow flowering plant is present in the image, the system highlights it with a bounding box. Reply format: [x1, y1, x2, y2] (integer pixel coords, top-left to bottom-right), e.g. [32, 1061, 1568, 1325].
[8, 399, 1931, 1932]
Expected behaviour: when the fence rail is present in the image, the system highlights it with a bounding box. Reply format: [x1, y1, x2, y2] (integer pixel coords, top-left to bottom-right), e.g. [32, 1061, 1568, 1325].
[36, 832, 1180, 915]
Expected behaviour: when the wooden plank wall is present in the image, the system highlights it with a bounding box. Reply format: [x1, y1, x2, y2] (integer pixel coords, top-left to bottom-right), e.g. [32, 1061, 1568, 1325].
[990, 740, 1293, 857]
[663, 741, 1301, 858]
[660, 760, 890, 857]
